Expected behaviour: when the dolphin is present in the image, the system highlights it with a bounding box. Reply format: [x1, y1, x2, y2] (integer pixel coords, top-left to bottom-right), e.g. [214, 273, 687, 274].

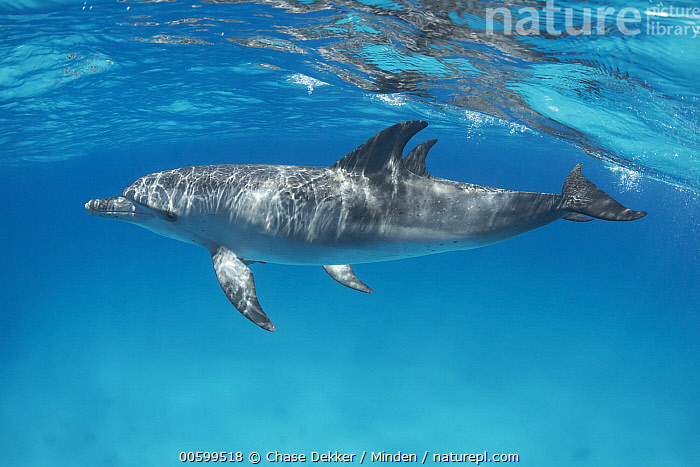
[86, 121, 646, 331]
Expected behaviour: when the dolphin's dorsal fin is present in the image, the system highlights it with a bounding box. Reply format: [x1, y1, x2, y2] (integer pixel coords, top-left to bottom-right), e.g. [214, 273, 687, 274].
[404, 139, 438, 177]
[331, 121, 428, 174]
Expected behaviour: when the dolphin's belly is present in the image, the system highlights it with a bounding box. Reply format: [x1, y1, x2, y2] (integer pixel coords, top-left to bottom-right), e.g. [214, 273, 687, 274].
[218, 233, 482, 265]
[198, 216, 517, 265]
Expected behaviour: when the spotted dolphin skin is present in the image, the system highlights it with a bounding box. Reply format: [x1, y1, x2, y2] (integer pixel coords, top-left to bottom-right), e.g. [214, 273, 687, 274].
[86, 121, 646, 331]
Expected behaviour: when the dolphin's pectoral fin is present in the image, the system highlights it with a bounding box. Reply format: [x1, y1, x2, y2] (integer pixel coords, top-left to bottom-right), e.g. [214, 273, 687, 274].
[563, 213, 594, 222]
[323, 265, 373, 293]
[211, 246, 276, 332]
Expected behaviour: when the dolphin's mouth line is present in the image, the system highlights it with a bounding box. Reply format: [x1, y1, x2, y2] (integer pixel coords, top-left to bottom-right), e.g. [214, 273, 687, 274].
[129, 198, 178, 222]
[85, 197, 153, 219]
[85, 197, 177, 222]
[91, 209, 139, 215]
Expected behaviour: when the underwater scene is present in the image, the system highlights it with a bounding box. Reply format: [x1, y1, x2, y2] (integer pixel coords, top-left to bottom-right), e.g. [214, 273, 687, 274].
[1, 0, 698, 465]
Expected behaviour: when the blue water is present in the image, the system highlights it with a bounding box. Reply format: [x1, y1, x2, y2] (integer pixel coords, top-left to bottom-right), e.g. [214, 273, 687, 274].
[1, 0, 698, 466]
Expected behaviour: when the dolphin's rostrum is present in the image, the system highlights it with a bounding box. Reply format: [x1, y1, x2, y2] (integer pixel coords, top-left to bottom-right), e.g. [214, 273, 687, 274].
[86, 121, 646, 331]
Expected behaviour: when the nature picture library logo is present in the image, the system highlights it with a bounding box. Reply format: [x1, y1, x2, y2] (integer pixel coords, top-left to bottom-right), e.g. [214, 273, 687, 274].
[483, 1, 700, 38]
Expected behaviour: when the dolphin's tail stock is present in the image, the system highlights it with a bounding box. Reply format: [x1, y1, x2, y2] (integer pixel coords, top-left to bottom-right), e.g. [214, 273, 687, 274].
[561, 164, 647, 222]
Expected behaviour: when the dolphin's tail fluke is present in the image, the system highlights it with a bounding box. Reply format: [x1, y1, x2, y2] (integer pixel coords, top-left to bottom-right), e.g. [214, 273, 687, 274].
[561, 164, 647, 221]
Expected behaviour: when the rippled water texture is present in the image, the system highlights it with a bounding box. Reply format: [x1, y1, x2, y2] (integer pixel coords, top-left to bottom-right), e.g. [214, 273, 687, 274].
[0, 0, 698, 189]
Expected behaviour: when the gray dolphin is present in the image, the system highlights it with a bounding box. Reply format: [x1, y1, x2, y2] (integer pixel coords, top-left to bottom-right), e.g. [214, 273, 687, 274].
[86, 121, 646, 331]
